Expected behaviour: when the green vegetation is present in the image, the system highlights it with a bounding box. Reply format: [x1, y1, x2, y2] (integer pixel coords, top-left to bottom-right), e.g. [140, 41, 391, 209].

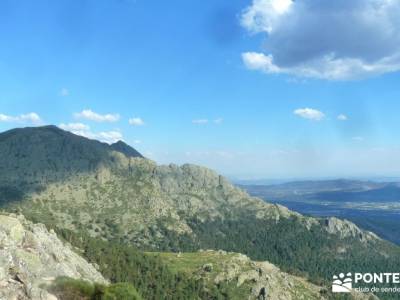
[55, 228, 236, 300]
[47, 277, 142, 300]
[154, 215, 400, 300]
[2, 126, 400, 299]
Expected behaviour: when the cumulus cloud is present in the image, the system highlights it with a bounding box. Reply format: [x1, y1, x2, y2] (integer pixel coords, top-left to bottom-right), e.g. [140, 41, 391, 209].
[192, 119, 209, 124]
[337, 114, 348, 121]
[241, 0, 400, 80]
[0, 112, 42, 124]
[128, 117, 145, 126]
[294, 108, 325, 121]
[74, 109, 120, 122]
[59, 122, 123, 144]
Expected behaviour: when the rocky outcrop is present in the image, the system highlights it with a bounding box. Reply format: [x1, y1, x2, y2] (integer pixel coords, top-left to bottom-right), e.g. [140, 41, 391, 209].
[157, 250, 325, 300]
[184, 250, 374, 300]
[324, 217, 379, 242]
[209, 252, 324, 300]
[0, 214, 107, 300]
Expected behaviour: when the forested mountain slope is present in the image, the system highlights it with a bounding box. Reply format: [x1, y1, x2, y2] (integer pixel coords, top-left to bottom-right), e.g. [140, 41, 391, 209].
[0, 126, 399, 299]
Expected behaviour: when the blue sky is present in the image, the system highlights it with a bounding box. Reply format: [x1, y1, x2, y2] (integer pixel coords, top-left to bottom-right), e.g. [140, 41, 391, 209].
[1, 0, 400, 179]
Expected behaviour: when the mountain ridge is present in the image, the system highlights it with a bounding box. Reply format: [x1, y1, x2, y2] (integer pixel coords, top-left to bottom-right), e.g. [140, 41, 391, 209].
[1, 125, 399, 299]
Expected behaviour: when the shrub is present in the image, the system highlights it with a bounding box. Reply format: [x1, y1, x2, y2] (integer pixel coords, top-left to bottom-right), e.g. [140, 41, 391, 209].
[48, 277, 95, 300]
[48, 277, 141, 300]
[103, 283, 142, 300]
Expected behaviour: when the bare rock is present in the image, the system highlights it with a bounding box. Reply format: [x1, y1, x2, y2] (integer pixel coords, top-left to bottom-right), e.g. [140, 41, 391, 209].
[0, 214, 107, 300]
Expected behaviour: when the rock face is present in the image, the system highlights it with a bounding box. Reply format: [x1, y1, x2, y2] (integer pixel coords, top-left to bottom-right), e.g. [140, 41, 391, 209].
[324, 217, 379, 241]
[0, 126, 379, 248]
[0, 214, 107, 300]
[210, 252, 324, 300]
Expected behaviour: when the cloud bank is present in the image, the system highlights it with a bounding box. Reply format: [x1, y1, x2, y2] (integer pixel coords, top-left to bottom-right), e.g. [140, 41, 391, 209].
[241, 0, 400, 80]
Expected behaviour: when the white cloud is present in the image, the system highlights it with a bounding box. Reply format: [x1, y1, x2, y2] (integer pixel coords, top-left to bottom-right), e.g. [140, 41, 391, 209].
[133, 140, 142, 144]
[59, 123, 89, 131]
[96, 131, 123, 143]
[0, 112, 42, 124]
[74, 109, 120, 122]
[214, 118, 224, 124]
[241, 0, 293, 34]
[128, 117, 145, 126]
[352, 136, 365, 142]
[294, 108, 325, 121]
[59, 88, 69, 97]
[242, 52, 281, 73]
[337, 114, 348, 121]
[192, 119, 209, 124]
[59, 122, 123, 144]
[241, 0, 400, 80]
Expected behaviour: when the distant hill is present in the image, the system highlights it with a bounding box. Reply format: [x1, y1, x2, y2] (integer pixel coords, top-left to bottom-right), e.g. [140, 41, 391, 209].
[314, 184, 400, 203]
[240, 179, 400, 203]
[241, 179, 400, 247]
[239, 179, 383, 195]
[0, 126, 398, 299]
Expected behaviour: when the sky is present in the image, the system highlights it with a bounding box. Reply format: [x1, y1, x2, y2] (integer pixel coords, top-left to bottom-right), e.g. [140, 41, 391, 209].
[1, 0, 400, 179]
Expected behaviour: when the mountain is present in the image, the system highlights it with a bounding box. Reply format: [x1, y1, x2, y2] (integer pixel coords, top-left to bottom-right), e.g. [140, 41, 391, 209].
[0, 124, 143, 178]
[1, 126, 399, 299]
[241, 179, 400, 248]
[238, 179, 386, 200]
[239, 179, 400, 203]
[312, 184, 400, 203]
[0, 213, 106, 300]
[0, 125, 143, 203]
[110, 140, 144, 158]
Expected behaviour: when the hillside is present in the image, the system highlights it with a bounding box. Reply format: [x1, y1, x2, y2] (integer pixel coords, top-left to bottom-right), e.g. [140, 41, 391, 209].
[149, 250, 375, 300]
[151, 250, 326, 300]
[1, 126, 400, 299]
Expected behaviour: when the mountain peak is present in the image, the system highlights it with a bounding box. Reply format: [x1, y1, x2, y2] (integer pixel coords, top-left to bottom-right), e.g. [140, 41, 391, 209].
[0, 125, 143, 158]
[0, 126, 144, 185]
[110, 140, 144, 158]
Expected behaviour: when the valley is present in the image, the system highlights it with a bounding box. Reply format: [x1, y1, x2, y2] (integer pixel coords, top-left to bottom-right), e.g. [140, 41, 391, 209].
[240, 180, 400, 245]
